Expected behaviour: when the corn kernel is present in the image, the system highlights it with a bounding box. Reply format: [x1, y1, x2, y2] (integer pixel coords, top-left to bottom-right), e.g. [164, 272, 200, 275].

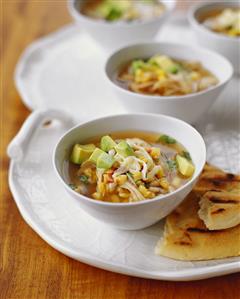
[135, 69, 152, 83]
[111, 195, 120, 202]
[228, 29, 239, 37]
[92, 192, 102, 200]
[147, 192, 155, 199]
[132, 172, 142, 181]
[172, 177, 181, 188]
[114, 175, 127, 185]
[150, 147, 161, 159]
[139, 156, 148, 163]
[156, 69, 166, 80]
[83, 168, 92, 177]
[139, 185, 147, 194]
[156, 168, 164, 178]
[159, 178, 169, 190]
[190, 71, 200, 81]
[98, 182, 105, 195]
[119, 190, 130, 198]
[138, 185, 154, 198]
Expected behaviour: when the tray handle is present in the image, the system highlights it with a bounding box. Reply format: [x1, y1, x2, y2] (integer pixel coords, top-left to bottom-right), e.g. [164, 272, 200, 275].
[7, 109, 73, 161]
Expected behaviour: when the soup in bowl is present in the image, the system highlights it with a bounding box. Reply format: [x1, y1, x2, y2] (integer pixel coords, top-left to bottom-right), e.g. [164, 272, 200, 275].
[116, 54, 218, 97]
[68, 0, 175, 50]
[105, 42, 233, 123]
[188, 1, 240, 73]
[53, 114, 206, 230]
[68, 131, 195, 203]
[81, 0, 166, 23]
[201, 8, 240, 38]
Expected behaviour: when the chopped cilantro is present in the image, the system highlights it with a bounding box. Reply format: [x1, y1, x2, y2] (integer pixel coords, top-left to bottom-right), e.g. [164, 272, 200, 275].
[158, 135, 176, 144]
[144, 182, 150, 188]
[69, 183, 77, 190]
[79, 175, 89, 184]
[182, 151, 192, 161]
[166, 160, 177, 171]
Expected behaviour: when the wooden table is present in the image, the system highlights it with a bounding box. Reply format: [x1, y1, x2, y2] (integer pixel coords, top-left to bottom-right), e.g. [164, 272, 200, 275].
[1, 1, 239, 298]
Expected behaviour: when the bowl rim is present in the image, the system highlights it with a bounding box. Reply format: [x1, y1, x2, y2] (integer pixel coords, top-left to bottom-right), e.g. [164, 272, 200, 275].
[104, 41, 233, 102]
[53, 113, 206, 207]
[188, 1, 240, 43]
[67, 0, 175, 28]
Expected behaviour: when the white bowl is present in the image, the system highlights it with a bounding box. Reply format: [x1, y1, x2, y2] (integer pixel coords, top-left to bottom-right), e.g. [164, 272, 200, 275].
[67, 0, 175, 50]
[188, 1, 240, 74]
[53, 113, 206, 230]
[105, 42, 233, 124]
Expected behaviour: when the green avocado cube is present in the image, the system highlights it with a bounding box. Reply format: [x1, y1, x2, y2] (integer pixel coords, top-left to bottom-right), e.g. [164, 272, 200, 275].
[100, 135, 116, 152]
[176, 154, 195, 177]
[131, 60, 145, 73]
[106, 7, 122, 21]
[115, 140, 134, 157]
[149, 55, 175, 72]
[88, 148, 105, 164]
[168, 64, 181, 74]
[70, 144, 96, 165]
[96, 152, 115, 170]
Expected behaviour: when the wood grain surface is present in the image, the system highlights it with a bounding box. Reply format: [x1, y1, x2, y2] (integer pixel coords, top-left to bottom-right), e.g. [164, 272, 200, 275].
[1, 1, 240, 299]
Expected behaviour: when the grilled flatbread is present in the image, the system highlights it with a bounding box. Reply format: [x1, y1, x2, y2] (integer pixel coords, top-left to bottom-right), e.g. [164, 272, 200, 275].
[155, 164, 240, 260]
[155, 192, 240, 260]
[201, 162, 224, 175]
[198, 191, 240, 230]
[193, 170, 240, 196]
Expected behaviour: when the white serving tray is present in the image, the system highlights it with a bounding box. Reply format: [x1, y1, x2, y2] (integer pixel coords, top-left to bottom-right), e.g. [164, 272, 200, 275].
[8, 109, 240, 281]
[10, 16, 240, 280]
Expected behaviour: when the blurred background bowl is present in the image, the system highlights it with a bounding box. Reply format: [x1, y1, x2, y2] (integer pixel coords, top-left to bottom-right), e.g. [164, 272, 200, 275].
[188, 1, 240, 74]
[105, 42, 233, 124]
[68, 0, 176, 51]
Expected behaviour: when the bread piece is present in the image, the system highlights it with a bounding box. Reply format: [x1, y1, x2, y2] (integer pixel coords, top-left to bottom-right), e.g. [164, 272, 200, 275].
[155, 192, 240, 260]
[198, 191, 240, 230]
[201, 162, 224, 175]
[193, 171, 240, 196]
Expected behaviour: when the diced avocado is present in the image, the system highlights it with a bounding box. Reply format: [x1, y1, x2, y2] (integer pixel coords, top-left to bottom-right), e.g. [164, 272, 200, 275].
[70, 144, 96, 165]
[176, 155, 195, 177]
[106, 7, 122, 21]
[115, 140, 134, 157]
[96, 2, 111, 19]
[131, 60, 146, 73]
[149, 55, 176, 73]
[88, 148, 105, 164]
[97, 152, 115, 170]
[100, 135, 116, 152]
[97, 0, 130, 21]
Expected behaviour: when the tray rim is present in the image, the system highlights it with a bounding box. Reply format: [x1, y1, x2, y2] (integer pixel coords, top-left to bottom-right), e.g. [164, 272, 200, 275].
[9, 160, 240, 281]
[14, 24, 76, 111]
